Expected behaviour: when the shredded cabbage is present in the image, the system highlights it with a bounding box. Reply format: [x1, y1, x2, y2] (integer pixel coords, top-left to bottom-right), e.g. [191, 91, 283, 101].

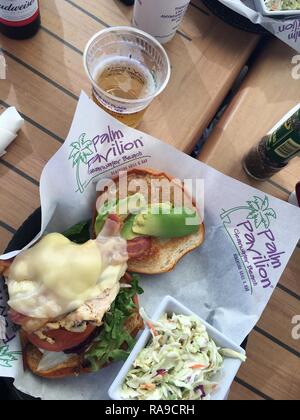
[121, 312, 246, 400]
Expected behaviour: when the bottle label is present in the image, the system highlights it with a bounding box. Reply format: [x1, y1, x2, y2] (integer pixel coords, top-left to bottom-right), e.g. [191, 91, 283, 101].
[265, 109, 300, 164]
[0, 0, 39, 27]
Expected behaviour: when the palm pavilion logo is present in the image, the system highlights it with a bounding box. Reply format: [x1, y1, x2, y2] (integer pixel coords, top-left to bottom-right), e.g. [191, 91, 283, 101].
[0, 345, 21, 368]
[69, 127, 146, 193]
[220, 195, 285, 294]
[69, 133, 94, 194]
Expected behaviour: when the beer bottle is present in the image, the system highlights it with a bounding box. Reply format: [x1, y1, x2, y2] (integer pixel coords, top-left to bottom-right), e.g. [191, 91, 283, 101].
[0, 0, 41, 40]
[243, 108, 300, 180]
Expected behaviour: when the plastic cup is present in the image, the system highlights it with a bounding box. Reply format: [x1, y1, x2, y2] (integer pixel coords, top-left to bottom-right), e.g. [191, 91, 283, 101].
[83, 26, 171, 128]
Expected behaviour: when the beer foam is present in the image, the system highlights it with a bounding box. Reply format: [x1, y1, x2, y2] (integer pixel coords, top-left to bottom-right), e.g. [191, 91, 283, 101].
[92, 56, 156, 99]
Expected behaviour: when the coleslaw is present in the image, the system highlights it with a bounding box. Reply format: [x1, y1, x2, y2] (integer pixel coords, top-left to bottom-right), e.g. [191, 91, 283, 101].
[265, 0, 300, 10]
[121, 312, 246, 400]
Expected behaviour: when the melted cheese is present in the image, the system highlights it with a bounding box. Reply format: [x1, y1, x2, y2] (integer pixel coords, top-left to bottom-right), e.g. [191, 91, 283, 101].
[7, 233, 127, 319]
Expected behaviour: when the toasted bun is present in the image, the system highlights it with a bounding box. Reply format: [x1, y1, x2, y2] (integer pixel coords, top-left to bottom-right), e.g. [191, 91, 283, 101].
[23, 337, 85, 379]
[94, 168, 205, 274]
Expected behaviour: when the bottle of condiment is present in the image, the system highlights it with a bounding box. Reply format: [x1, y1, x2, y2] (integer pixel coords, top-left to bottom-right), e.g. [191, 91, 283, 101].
[0, 0, 41, 40]
[243, 108, 300, 180]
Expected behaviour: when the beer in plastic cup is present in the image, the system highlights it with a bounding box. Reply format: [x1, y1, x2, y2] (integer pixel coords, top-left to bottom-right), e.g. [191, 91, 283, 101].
[83, 27, 171, 128]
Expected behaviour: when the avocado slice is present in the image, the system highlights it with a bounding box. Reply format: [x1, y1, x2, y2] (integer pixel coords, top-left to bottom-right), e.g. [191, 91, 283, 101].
[94, 193, 146, 236]
[132, 207, 200, 239]
[148, 202, 173, 214]
[121, 203, 172, 240]
[121, 215, 141, 240]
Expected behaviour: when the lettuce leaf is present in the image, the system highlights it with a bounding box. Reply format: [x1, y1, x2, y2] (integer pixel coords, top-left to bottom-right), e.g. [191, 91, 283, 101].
[84, 274, 143, 371]
[63, 220, 91, 244]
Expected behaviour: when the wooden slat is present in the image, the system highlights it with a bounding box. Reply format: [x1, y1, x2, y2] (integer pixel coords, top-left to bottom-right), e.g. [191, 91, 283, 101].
[0, 105, 60, 182]
[238, 331, 300, 400]
[199, 38, 300, 192]
[175, 2, 211, 39]
[279, 249, 300, 296]
[198, 153, 289, 200]
[273, 159, 299, 194]
[1, 55, 75, 141]
[40, 0, 104, 52]
[68, 0, 131, 29]
[0, 227, 13, 255]
[1, 31, 89, 98]
[0, 168, 39, 230]
[257, 288, 300, 352]
[40, 0, 259, 153]
[229, 381, 264, 400]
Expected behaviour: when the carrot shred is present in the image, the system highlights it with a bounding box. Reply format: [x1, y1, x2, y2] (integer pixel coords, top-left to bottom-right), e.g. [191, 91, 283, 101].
[190, 364, 206, 369]
[146, 321, 159, 336]
[140, 383, 156, 391]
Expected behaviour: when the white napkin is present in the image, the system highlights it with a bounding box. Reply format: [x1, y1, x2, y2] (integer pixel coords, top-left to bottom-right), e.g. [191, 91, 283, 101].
[0, 129, 17, 157]
[0, 107, 24, 156]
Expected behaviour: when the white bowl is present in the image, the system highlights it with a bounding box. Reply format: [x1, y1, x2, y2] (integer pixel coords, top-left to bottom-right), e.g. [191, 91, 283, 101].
[254, 0, 300, 16]
[108, 296, 245, 401]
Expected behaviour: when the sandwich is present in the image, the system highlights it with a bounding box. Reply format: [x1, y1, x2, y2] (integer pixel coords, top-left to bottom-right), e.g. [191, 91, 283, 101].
[93, 168, 205, 274]
[0, 167, 204, 379]
[0, 217, 143, 379]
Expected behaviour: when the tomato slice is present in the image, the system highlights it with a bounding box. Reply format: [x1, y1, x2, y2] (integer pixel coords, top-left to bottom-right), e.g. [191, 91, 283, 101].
[26, 324, 97, 352]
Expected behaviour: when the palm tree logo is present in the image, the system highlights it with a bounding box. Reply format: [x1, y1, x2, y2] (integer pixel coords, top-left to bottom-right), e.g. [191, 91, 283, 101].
[0, 345, 21, 368]
[69, 133, 93, 193]
[221, 195, 277, 229]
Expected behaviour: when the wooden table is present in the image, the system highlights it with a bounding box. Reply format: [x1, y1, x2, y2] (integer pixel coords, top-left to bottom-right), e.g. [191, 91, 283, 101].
[2, 0, 297, 401]
[199, 38, 300, 401]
